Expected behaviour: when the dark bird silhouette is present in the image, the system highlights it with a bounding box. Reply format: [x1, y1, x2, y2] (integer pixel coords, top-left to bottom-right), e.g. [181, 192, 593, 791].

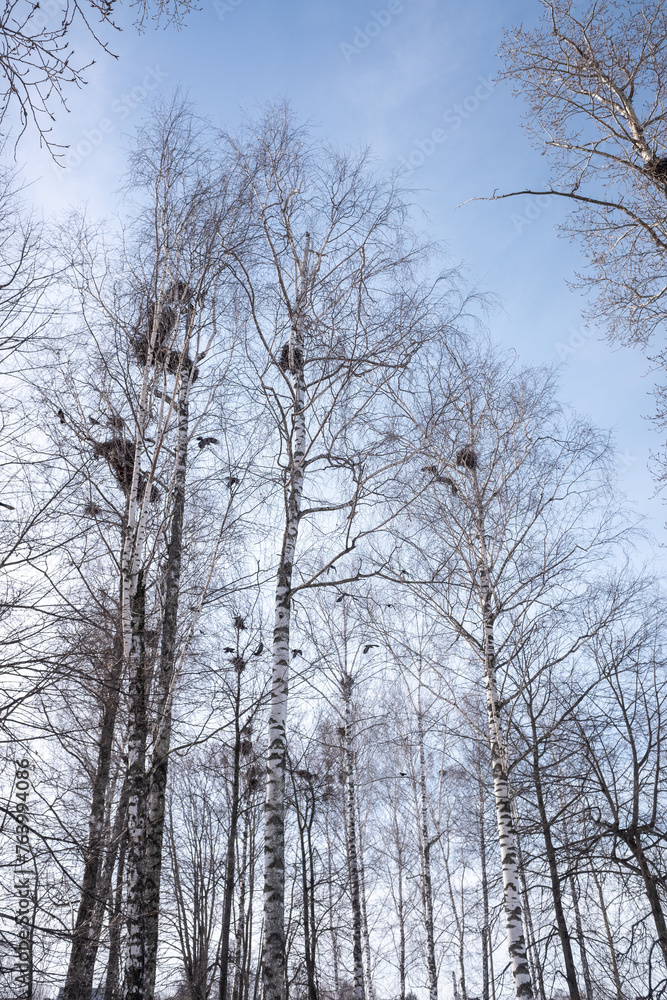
[252, 642, 264, 656]
[363, 644, 378, 654]
[57, 409, 66, 424]
[224, 647, 235, 653]
[335, 593, 351, 602]
[292, 649, 303, 658]
[197, 436, 218, 449]
[88, 415, 101, 427]
[400, 568, 409, 576]
[423, 465, 458, 495]
[227, 476, 241, 488]
[399, 772, 407, 777]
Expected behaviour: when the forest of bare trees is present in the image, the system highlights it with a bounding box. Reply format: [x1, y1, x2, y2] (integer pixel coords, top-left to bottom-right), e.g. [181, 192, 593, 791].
[1, 2, 667, 1000]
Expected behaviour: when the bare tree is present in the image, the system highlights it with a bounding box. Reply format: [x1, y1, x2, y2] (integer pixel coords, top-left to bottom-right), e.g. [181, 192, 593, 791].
[492, 0, 667, 476]
[219, 103, 441, 1000]
[388, 336, 626, 1000]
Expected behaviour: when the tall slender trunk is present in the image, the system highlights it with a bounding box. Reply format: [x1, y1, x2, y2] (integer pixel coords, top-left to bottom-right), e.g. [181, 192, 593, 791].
[355, 787, 375, 1000]
[294, 775, 317, 1000]
[120, 357, 153, 1000]
[478, 776, 490, 1000]
[325, 808, 340, 997]
[566, 870, 592, 1000]
[263, 235, 310, 1000]
[232, 799, 250, 1000]
[85, 773, 130, 992]
[144, 382, 190, 1000]
[624, 829, 667, 967]
[63, 634, 124, 1000]
[527, 713, 580, 1000]
[471, 467, 533, 1000]
[393, 823, 406, 1000]
[219, 663, 244, 1000]
[443, 851, 466, 1000]
[104, 817, 128, 1000]
[513, 813, 544, 1000]
[589, 864, 622, 1000]
[123, 569, 148, 1000]
[342, 675, 365, 1000]
[415, 685, 438, 1000]
[243, 814, 258, 1000]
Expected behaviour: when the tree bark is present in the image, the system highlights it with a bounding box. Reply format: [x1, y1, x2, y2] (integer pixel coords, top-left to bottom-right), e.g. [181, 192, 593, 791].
[263, 234, 310, 1000]
[356, 785, 375, 1000]
[566, 870, 592, 1000]
[293, 772, 317, 1000]
[104, 813, 128, 1000]
[144, 381, 190, 1000]
[471, 466, 533, 1000]
[123, 568, 148, 1000]
[624, 828, 667, 967]
[62, 631, 124, 1000]
[219, 660, 244, 1000]
[527, 712, 580, 1000]
[342, 674, 365, 1000]
[478, 777, 490, 1000]
[415, 686, 438, 1000]
[393, 821, 406, 1000]
[589, 863, 622, 1000]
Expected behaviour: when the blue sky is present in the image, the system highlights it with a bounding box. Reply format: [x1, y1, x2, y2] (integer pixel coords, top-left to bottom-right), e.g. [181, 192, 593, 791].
[21, 0, 666, 564]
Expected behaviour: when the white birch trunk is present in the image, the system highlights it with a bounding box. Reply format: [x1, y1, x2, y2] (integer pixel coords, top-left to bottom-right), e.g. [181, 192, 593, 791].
[342, 674, 365, 1000]
[416, 684, 438, 1000]
[144, 371, 190, 1000]
[262, 235, 310, 1000]
[471, 468, 533, 1000]
[121, 318, 159, 1000]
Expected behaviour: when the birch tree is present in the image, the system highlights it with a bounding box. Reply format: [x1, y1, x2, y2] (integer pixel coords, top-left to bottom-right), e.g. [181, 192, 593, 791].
[495, 0, 667, 476]
[389, 336, 626, 1000]
[219, 103, 442, 1000]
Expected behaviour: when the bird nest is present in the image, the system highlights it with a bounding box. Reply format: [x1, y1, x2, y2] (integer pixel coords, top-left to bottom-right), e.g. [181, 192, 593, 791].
[455, 445, 477, 470]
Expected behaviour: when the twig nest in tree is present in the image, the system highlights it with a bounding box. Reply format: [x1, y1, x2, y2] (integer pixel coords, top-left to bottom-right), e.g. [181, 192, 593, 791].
[455, 445, 477, 469]
[278, 342, 304, 373]
[92, 438, 159, 502]
[647, 155, 667, 181]
[93, 438, 136, 492]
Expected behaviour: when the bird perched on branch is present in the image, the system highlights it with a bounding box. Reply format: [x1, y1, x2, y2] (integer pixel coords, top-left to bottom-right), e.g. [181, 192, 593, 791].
[197, 436, 218, 449]
[421, 465, 458, 495]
